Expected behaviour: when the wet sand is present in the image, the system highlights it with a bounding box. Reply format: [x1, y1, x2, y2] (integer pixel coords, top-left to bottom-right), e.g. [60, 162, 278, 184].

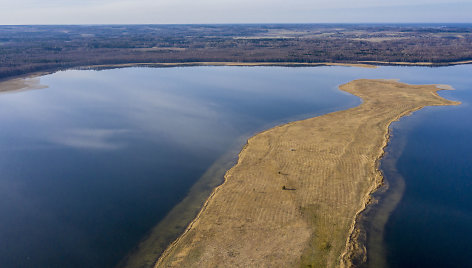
[154, 79, 459, 267]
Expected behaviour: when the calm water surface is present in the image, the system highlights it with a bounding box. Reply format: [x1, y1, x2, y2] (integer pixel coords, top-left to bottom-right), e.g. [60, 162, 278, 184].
[0, 66, 361, 268]
[0, 66, 470, 267]
[379, 66, 472, 267]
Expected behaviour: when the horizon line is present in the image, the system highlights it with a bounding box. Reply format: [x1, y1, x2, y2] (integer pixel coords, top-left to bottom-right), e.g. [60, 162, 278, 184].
[2, 22, 472, 26]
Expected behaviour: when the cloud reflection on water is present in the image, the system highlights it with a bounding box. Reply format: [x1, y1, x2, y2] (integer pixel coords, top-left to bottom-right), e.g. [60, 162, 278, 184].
[49, 128, 129, 150]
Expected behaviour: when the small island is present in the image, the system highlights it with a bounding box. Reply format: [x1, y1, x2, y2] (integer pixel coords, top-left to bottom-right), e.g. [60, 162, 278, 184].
[155, 79, 459, 267]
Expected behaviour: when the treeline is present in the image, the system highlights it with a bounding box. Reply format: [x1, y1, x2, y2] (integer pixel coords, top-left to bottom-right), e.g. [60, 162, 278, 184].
[1, 24, 472, 79]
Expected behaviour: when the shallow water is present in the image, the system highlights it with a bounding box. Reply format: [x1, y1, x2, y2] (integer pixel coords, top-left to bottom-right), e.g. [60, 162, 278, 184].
[0, 65, 470, 267]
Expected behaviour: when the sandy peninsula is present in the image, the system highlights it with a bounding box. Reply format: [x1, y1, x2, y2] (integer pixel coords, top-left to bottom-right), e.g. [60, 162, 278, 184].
[154, 79, 459, 268]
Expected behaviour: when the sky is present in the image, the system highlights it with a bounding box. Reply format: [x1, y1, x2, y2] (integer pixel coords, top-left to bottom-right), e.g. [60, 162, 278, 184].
[0, 0, 471, 24]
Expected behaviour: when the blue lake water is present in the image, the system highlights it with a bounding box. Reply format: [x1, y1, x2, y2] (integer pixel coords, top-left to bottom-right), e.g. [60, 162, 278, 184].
[0, 66, 470, 267]
[379, 68, 472, 267]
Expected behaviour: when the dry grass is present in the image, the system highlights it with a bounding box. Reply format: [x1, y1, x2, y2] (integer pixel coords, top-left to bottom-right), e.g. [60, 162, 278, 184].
[155, 79, 459, 268]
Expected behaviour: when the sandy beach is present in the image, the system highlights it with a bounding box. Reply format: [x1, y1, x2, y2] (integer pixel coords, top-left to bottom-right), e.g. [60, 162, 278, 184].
[79, 62, 378, 69]
[154, 79, 459, 267]
[0, 74, 48, 93]
[72, 59, 472, 73]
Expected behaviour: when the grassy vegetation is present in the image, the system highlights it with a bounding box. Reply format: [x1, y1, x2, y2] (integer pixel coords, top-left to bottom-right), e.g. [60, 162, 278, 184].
[154, 79, 459, 268]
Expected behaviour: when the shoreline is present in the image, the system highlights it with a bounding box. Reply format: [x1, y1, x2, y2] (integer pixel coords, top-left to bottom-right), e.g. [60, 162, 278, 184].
[2, 58, 472, 84]
[327, 83, 462, 267]
[0, 73, 49, 94]
[154, 79, 459, 267]
[363, 123, 408, 268]
[76, 62, 378, 69]
[339, 98, 444, 266]
[77, 60, 472, 71]
[117, 140, 247, 268]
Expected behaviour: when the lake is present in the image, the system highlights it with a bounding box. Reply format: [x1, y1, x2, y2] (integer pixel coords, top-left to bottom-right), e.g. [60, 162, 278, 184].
[0, 65, 470, 267]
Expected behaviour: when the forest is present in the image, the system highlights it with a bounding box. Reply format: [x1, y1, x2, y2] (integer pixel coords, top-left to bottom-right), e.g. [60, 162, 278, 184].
[1, 24, 472, 79]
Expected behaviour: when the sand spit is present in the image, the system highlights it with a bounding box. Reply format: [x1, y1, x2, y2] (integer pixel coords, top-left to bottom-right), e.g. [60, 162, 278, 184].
[154, 79, 458, 268]
[0, 74, 48, 94]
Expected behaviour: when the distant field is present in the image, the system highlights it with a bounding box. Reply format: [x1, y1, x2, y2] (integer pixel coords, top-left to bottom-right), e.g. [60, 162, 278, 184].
[1, 24, 472, 79]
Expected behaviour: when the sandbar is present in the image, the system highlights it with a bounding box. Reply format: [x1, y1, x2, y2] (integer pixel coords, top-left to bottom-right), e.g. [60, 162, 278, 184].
[154, 79, 459, 267]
